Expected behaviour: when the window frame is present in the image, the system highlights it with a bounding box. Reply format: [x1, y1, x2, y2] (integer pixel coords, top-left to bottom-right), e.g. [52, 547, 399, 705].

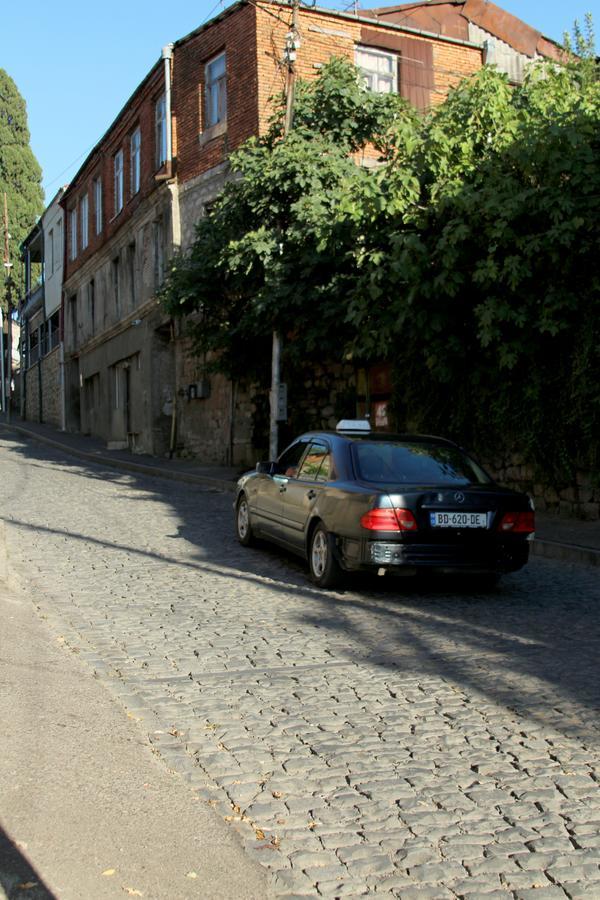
[297, 441, 331, 482]
[93, 176, 103, 235]
[130, 126, 141, 195]
[69, 207, 78, 260]
[48, 228, 55, 274]
[355, 45, 398, 94]
[204, 51, 227, 129]
[80, 193, 89, 250]
[113, 149, 124, 216]
[155, 94, 167, 169]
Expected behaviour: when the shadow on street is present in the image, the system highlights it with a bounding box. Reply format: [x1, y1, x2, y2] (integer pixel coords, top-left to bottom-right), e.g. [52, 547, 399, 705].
[3, 430, 599, 745]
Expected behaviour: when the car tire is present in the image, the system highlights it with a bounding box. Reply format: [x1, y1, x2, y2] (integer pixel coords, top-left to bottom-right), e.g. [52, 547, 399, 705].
[236, 494, 255, 547]
[309, 523, 343, 589]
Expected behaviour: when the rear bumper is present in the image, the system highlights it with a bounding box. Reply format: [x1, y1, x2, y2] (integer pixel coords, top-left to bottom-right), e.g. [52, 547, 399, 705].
[340, 537, 529, 575]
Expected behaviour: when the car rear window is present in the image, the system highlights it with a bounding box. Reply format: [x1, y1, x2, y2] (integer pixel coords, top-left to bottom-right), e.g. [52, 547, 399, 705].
[352, 441, 492, 485]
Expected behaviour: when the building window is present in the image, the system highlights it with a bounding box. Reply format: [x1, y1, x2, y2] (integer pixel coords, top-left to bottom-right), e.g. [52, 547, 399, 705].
[48, 311, 60, 351]
[153, 217, 165, 289]
[355, 46, 397, 94]
[94, 177, 103, 234]
[48, 228, 55, 274]
[130, 127, 141, 195]
[114, 150, 124, 216]
[80, 194, 89, 250]
[68, 293, 78, 351]
[127, 242, 136, 308]
[205, 52, 227, 128]
[155, 94, 167, 168]
[28, 326, 39, 367]
[88, 279, 95, 335]
[55, 220, 62, 272]
[69, 208, 77, 260]
[112, 256, 120, 318]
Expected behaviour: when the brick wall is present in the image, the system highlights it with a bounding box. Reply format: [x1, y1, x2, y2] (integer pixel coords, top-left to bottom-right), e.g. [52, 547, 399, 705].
[63, 63, 166, 283]
[173, 4, 259, 186]
[255, 5, 482, 133]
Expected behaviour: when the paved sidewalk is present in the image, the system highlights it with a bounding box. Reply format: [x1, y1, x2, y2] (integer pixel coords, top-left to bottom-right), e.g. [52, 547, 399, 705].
[2, 416, 599, 568]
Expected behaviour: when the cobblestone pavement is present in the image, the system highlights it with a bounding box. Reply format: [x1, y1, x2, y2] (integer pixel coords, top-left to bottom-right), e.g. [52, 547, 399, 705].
[3, 432, 600, 899]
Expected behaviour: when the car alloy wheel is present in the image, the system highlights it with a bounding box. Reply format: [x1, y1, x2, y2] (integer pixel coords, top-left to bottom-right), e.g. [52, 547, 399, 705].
[309, 523, 342, 589]
[311, 529, 328, 578]
[236, 495, 254, 547]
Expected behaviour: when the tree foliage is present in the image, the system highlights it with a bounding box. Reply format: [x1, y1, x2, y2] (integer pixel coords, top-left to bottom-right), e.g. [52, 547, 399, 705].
[0, 69, 44, 306]
[162, 42, 600, 481]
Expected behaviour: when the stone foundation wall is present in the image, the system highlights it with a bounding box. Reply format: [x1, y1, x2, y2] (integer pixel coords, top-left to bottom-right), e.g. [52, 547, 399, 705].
[175, 336, 255, 466]
[24, 347, 62, 428]
[484, 454, 599, 521]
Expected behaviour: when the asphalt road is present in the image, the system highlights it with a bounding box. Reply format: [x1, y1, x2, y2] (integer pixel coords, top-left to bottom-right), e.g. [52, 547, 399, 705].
[1, 430, 600, 898]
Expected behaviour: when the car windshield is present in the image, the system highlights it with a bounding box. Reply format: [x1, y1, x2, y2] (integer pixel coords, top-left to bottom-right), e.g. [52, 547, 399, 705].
[352, 440, 492, 485]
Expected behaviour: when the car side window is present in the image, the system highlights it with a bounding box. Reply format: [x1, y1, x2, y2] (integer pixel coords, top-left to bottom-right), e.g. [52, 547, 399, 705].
[297, 442, 330, 482]
[277, 441, 309, 478]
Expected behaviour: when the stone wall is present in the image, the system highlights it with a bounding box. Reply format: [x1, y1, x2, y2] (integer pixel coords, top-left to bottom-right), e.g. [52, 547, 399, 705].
[175, 335, 255, 466]
[484, 454, 599, 521]
[24, 346, 62, 428]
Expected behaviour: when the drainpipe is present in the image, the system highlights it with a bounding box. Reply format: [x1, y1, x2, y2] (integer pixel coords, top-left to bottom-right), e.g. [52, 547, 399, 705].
[169, 319, 177, 459]
[162, 44, 174, 173]
[59, 339, 66, 430]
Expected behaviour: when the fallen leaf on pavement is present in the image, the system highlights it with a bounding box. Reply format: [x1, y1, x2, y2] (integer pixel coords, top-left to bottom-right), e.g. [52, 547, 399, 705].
[186, 872, 198, 879]
[255, 829, 266, 840]
[123, 889, 143, 897]
[272, 790, 283, 799]
[16, 883, 38, 891]
[102, 868, 116, 876]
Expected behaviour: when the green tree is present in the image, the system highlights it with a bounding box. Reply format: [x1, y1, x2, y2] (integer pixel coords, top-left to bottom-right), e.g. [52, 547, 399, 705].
[0, 69, 44, 307]
[162, 45, 600, 483]
[161, 57, 418, 380]
[351, 50, 599, 478]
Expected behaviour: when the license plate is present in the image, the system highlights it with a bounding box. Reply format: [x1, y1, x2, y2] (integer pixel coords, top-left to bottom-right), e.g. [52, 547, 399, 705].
[430, 511, 488, 528]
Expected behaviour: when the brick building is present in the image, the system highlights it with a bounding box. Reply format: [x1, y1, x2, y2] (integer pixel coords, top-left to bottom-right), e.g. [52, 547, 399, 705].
[60, 0, 560, 463]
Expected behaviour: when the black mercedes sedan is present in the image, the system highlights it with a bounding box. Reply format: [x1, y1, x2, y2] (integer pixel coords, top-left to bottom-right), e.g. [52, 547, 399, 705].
[234, 421, 535, 588]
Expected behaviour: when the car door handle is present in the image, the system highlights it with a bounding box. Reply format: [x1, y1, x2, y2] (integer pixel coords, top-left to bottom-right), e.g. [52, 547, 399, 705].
[307, 489, 317, 500]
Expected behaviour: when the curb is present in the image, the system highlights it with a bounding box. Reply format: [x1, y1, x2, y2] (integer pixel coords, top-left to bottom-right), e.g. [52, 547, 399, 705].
[2, 421, 599, 568]
[0, 422, 237, 494]
[531, 538, 600, 568]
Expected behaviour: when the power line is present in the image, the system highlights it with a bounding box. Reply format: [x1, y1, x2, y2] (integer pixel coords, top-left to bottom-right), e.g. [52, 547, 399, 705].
[42, 142, 98, 194]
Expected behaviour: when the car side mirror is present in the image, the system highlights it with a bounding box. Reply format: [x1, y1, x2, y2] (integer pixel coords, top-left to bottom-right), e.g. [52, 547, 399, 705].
[256, 460, 277, 475]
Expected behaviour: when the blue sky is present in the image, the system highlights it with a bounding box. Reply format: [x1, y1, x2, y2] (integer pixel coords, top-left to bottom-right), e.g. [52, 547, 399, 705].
[4, 0, 598, 202]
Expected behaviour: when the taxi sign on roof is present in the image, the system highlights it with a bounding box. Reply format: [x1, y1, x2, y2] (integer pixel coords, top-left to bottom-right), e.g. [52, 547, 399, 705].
[336, 419, 371, 433]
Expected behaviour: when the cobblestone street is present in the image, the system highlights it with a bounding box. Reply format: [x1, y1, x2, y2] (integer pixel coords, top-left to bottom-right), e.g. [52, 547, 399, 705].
[3, 431, 600, 899]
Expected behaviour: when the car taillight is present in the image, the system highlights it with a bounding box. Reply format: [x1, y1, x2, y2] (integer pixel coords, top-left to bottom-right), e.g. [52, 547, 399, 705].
[498, 511, 535, 534]
[360, 507, 418, 532]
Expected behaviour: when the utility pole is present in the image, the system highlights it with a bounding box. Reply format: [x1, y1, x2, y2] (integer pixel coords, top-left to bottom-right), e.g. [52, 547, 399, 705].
[269, 0, 300, 460]
[2, 193, 13, 421]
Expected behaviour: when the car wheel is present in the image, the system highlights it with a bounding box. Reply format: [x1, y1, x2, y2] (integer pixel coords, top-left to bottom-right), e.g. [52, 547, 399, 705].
[309, 523, 343, 589]
[236, 494, 255, 547]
